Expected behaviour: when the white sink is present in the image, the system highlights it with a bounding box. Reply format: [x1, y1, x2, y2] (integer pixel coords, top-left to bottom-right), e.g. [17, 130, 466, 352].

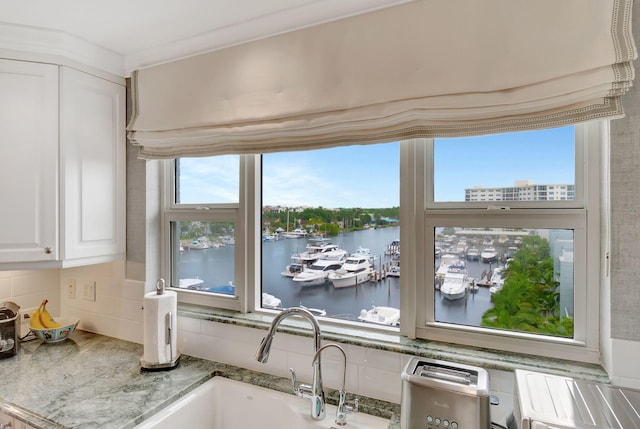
[134, 376, 391, 429]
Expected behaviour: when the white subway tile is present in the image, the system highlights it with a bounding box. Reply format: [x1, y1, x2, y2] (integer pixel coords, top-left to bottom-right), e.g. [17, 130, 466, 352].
[358, 365, 402, 403]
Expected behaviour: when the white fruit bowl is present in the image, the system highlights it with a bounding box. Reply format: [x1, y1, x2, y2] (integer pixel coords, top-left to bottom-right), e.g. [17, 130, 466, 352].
[30, 317, 80, 343]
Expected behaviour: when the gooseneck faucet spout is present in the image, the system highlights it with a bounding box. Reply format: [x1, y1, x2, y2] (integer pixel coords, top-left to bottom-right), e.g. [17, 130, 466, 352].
[255, 307, 325, 420]
[313, 343, 348, 426]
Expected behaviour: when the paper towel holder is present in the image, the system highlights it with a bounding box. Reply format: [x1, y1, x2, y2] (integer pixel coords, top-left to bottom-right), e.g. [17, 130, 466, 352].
[141, 279, 181, 372]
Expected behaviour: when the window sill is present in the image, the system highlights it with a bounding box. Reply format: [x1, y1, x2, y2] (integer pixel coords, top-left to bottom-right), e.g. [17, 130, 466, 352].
[178, 303, 609, 383]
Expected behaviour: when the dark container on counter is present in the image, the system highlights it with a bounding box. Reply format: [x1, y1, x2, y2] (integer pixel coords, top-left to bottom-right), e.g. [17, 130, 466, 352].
[0, 301, 20, 358]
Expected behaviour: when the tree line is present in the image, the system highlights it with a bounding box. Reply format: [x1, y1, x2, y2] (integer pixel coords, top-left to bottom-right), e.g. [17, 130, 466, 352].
[263, 206, 400, 235]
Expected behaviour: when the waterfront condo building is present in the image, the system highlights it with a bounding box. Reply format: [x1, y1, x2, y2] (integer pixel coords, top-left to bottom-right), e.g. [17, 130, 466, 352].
[465, 180, 575, 202]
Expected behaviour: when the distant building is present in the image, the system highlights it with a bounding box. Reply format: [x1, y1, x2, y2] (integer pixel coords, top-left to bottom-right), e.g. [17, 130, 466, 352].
[465, 180, 575, 202]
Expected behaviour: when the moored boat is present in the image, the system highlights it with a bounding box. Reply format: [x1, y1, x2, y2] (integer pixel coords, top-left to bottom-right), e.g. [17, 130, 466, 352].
[436, 254, 464, 278]
[282, 227, 309, 239]
[292, 258, 345, 287]
[358, 306, 400, 326]
[294, 238, 348, 265]
[328, 256, 373, 288]
[466, 247, 480, 261]
[262, 292, 282, 309]
[178, 278, 204, 289]
[440, 267, 470, 300]
[480, 246, 498, 263]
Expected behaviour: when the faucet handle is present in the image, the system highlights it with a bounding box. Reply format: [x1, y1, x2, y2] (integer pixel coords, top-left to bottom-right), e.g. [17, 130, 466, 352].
[289, 367, 312, 398]
[335, 391, 359, 426]
[345, 397, 359, 413]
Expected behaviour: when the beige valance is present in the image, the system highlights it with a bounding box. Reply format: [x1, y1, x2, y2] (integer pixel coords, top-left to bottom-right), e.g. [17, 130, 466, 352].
[128, 0, 636, 159]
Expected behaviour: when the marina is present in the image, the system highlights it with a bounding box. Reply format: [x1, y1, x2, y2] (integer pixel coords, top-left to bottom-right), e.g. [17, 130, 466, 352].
[176, 226, 506, 327]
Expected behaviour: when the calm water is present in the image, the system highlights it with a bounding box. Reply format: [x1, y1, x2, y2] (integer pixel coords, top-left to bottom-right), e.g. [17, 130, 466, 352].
[177, 226, 498, 326]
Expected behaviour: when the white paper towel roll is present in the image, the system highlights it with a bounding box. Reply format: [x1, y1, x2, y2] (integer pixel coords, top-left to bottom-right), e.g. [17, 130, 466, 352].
[143, 289, 177, 366]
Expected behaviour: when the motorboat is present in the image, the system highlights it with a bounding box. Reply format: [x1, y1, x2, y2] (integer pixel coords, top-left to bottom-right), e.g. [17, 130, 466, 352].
[281, 227, 309, 239]
[352, 245, 375, 260]
[328, 256, 373, 288]
[455, 242, 468, 255]
[292, 258, 345, 287]
[385, 239, 400, 257]
[440, 267, 470, 300]
[299, 304, 327, 317]
[466, 247, 480, 261]
[281, 261, 306, 277]
[294, 238, 348, 264]
[178, 278, 204, 289]
[358, 306, 400, 326]
[262, 292, 282, 309]
[489, 267, 505, 293]
[436, 254, 464, 278]
[386, 262, 400, 277]
[480, 246, 498, 263]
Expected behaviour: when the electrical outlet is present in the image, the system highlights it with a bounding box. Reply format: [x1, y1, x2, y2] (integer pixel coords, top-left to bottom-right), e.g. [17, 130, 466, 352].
[20, 307, 38, 322]
[20, 306, 38, 336]
[83, 281, 96, 302]
[67, 279, 76, 299]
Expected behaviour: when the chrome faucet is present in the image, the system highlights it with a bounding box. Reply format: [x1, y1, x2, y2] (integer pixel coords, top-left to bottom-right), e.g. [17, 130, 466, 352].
[255, 307, 325, 420]
[312, 343, 349, 426]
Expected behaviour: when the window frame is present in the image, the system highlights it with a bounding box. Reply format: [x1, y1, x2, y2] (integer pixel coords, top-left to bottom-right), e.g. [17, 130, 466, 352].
[161, 155, 259, 312]
[160, 121, 605, 364]
[410, 121, 603, 363]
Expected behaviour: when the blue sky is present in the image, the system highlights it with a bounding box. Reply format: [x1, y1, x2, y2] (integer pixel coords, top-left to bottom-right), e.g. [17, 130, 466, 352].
[178, 126, 574, 207]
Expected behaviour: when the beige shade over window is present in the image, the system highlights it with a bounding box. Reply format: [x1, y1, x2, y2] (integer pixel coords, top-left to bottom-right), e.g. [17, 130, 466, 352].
[128, 0, 636, 159]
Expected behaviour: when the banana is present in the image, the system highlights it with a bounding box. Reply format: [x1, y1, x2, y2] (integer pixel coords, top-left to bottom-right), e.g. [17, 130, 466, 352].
[30, 299, 61, 329]
[29, 304, 45, 329]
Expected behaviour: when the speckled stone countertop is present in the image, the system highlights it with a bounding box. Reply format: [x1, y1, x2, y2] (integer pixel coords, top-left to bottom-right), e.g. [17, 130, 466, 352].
[0, 330, 398, 429]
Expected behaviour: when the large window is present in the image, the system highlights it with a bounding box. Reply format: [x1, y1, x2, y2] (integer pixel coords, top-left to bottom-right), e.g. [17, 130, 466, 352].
[163, 122, 604, 362]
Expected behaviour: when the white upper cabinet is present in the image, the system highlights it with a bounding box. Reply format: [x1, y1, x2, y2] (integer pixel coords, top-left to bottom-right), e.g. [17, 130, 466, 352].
[60, 67, 125, 263]
[0, 59, 59, 264]
[0, 60, 125, 268]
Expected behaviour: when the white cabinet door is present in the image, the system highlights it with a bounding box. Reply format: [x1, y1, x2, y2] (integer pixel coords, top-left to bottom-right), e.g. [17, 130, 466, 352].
[0, 60, 59, 263]
[60, 67, 126, 262]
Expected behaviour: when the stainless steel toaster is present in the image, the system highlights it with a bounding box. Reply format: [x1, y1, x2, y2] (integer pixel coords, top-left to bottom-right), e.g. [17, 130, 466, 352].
[401, 357, 491, 429]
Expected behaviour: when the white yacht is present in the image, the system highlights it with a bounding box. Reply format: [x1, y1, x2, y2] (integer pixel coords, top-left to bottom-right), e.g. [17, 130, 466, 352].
[358, 306, 400, 326]
[294, 238, 348, 265]
[328, 256, 373, 288]
[292, 258, 345, 287]
[440, 268, 470, 301]
[262, 292, 282, 309]
[489, 267, 505, 293]
[436, 254, 464, 278]
[281, 227, 309, 239]
[481, 246, 498, 263]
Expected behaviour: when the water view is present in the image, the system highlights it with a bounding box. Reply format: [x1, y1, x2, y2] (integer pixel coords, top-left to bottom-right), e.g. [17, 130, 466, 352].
[176, 225, 502, 327]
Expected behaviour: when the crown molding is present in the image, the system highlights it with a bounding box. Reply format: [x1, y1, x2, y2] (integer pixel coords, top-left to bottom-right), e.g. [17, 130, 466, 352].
[0, 22, 126, 76]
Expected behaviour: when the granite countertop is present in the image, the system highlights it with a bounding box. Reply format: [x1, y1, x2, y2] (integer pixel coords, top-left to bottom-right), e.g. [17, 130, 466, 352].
[0, 330, 398, 429]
